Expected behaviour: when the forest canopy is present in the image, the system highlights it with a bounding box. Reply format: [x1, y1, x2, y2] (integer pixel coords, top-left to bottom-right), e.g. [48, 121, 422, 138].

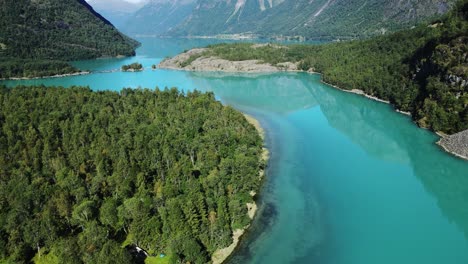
[0, 86, 263, 264]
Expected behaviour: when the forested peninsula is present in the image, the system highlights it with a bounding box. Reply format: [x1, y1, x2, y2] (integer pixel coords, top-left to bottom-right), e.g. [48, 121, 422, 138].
[0, 86, 265, 263]
[159, 0, 467, 139]
[0, 0, 138, 79]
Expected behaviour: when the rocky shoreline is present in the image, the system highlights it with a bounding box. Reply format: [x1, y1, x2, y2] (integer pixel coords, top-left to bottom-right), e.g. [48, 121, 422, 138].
[158, 48, 301, 73]
[437, 130, 468, 161]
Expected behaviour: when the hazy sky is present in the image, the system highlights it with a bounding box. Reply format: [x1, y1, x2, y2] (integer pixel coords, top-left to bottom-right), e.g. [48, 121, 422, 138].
[121, 0, 146, 3]
[86, 0, 147, 3]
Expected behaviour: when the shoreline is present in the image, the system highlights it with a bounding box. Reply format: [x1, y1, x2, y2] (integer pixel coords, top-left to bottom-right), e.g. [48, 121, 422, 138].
[437, 141, 468, 161]
[157, 50, 407, 115]
[158, 48, 302, 73]
[158, 50, 468, 160]
[158, 52, 411, 115]
[0, 71, 91, 81]
[319, 79, 412, 116]
[211, 114, 270, 264]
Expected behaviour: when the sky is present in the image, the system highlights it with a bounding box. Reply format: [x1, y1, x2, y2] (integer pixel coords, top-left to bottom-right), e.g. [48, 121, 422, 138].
[120, 0, 145, 3]
[86, 0, 147, 3]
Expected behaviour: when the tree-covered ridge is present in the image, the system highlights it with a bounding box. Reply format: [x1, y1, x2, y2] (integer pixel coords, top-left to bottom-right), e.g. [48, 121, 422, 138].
[0, 86, 263, 264]
[0, 0, 139, 79]
[191, 0, 467, 134]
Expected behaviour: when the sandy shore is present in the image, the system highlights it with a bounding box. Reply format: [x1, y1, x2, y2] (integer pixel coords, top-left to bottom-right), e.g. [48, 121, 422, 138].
[0, 71, 90, 81]
[244, 114, 270, 165]
[211, 114, 269, 264]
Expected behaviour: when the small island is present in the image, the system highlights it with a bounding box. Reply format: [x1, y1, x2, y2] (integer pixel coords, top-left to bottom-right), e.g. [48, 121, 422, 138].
[122, 62, 144, 72]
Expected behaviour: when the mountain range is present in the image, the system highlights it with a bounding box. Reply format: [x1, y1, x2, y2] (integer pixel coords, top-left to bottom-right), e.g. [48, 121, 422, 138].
[117, 0, 456, 39]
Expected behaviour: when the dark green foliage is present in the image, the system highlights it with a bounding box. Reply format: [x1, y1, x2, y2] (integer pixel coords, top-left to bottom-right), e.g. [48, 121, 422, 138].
[121, 62, 143, 72]
[0, 59, 79, 79]
[0, 0, 139, 79]
[0, 86, 263, 263]
[197, 1, 468, 133]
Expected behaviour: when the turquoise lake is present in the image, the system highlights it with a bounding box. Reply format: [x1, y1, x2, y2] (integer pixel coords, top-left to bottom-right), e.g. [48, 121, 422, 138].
[3, 38, 468, 264]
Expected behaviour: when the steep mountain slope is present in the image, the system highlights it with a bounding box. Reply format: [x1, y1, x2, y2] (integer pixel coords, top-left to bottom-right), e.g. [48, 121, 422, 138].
[129, 0, 456, 39]
[171, 0, 284, 36]
[87, 0, 148, 29]
[254, 0, 455, 39]
[0, 0, 139, 78]
[121, 0, 198, 36]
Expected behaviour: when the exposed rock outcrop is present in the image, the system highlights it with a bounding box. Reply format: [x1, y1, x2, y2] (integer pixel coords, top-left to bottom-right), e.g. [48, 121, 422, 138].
[438, 130, 468, 160]
[158, 48, 299, 73]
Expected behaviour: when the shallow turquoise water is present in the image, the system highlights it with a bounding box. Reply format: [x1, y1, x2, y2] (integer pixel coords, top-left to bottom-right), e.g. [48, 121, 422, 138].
[3, 38, 468, 264]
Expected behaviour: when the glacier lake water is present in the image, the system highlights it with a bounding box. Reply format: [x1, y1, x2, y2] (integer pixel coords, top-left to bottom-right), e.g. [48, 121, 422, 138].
[3, 38, 468, 264]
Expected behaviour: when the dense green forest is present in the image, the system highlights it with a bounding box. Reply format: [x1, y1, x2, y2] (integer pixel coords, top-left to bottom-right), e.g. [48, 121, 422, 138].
[0, 0, 139, 79]
[0, 86, 263, 263]
[189, 0, 467, 134]
[0, 60, 79, 80]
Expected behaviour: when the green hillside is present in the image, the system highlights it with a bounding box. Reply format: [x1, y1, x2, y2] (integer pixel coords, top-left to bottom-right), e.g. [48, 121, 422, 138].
[180, 0, 468, 134]
[0, 86, 263, 263]
[0, 0, 139, 79]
